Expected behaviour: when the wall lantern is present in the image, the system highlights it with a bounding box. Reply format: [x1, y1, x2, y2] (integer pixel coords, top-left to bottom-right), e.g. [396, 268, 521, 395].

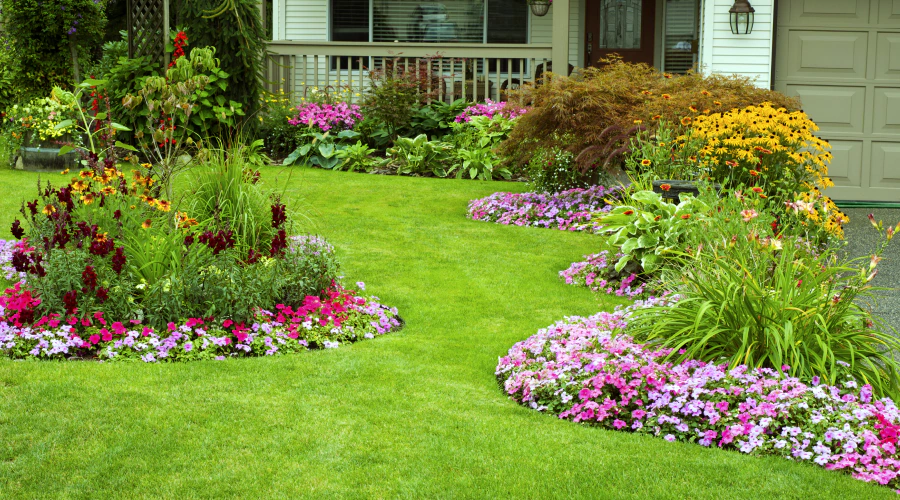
[527, 0, 552, 17]
[729, 0, 755, 35]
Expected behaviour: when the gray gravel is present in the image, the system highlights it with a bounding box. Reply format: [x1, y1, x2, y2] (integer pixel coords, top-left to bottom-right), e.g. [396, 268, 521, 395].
[840, 208, 900, 334]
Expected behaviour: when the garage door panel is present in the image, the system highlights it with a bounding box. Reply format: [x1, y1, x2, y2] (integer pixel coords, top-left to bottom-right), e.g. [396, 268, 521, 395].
[873, 88, 900, 135]
[878, 0, 900, 25]
[786, 31, 868, 79]
[785, 85, 866, 133]
[870, 142, 900, 188]
[876, 33, 900, 79]
[788, 0, 870, 25]
[826, 140, 864, 187]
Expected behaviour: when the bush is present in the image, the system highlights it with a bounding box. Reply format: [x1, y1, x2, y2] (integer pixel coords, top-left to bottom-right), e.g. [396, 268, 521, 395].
[1, 0, 107, 99]
[259, 90, 305, 160]
[526, 146, 591, 193]
[174, 0, 266, 128]
[499, 58, 799, 174]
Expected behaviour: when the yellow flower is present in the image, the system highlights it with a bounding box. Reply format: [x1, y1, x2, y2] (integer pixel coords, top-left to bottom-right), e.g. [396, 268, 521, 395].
[142, 219, 153, 229]
[43, 204, 56, 215]
[81, 193, 96, 205]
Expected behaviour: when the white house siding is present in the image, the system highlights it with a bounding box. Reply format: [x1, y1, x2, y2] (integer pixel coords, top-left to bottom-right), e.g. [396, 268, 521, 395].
[529, 0, 583, 68]
[284, 0, 328, 40]
[699, 0, 775, 88]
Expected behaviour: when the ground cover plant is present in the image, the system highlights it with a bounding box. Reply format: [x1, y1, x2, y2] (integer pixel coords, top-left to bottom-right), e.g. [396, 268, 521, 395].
[497, 298, 900, 491]
[466, 185, 617, 231]
[1, 168, 890, 498]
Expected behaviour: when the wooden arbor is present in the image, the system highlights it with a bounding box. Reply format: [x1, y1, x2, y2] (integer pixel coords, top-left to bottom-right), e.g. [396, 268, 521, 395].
[126, 0, 170, 67]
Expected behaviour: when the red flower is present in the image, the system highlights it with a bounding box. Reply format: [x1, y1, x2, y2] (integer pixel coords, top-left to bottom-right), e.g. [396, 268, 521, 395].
[96, 287, 109, 303]
[81, 265, 98, 290]
[623, 210, 635, 216]
[10, 219, 24, 239]
[681, 214, 691, 219]
[63, 290, 78, 314]
[659, 184, 671, 192]
[89, 334, 100, 345]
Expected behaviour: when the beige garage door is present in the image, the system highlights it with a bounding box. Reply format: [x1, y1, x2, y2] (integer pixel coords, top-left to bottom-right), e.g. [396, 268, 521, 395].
[775, 0, 900, 202]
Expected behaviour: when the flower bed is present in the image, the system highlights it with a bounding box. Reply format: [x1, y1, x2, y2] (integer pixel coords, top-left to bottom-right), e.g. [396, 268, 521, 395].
[466, 186, 617, 231]
[497, 298, 900, 490]
[0, 238, 402, 363]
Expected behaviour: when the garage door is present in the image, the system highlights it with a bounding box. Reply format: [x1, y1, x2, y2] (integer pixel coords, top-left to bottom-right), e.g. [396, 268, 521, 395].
[774, 0, 900, 202]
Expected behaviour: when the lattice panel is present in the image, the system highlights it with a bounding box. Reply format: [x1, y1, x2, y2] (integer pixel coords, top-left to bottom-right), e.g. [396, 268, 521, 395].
[128, 0, 168, 66]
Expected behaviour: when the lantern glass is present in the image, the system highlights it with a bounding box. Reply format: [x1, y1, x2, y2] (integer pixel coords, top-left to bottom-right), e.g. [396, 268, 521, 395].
[730, 11, 754, 34]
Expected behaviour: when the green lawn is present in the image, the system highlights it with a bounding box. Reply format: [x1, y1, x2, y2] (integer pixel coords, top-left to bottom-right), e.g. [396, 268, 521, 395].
[0, 167, 891, 498]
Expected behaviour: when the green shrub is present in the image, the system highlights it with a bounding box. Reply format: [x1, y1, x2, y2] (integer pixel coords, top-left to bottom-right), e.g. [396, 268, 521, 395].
[526, 146, 591, 193]
[1, 0, 107, 99]
[386, 134, 453, 177]
[499, 58, 799, 174]
[259, 90, 305, 160]
[174, 0, 266, 128]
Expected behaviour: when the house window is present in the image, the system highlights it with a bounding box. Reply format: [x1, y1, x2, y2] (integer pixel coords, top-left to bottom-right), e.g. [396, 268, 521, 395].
[331, 0, 529, 44]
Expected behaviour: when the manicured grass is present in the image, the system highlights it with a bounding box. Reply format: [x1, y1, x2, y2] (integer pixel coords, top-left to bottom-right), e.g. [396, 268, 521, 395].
[0, 167, 892, 498]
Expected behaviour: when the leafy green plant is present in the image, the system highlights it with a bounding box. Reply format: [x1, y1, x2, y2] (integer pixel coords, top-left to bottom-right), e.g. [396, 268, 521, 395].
[183, 147, 283, 254]
[595, 190, 712, 274]
[174, 0, 266, 127]
[410, 98, 469, 138]
[386, 134, 452, 176]
[0, 0, 107, 99]
[454, 147, 510, 181]
[282, 129, 360, 169]
[335, 141, 380, 172]
[525, 146, 590, 193]
[623, 122, 704, 183]
[628, 218, 900, 397]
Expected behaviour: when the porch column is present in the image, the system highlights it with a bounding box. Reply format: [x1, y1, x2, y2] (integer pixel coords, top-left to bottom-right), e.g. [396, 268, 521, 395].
[551, 0, 571, 73]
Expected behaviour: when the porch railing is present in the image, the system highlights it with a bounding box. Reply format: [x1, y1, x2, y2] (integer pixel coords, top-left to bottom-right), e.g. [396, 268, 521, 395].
[265, 41, 553, 103]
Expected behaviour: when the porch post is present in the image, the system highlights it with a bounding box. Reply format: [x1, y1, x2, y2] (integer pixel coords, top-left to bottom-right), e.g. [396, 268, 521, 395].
[551, 0, 571, 74]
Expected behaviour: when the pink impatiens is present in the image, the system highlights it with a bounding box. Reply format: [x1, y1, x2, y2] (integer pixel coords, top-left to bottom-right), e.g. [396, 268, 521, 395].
[454, 99, 528, 123]
[497, 297, 900, 490]
[288, 102, 362, 132]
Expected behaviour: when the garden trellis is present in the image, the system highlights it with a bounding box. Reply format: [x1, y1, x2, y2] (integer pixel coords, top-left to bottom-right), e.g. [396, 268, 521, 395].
[126, 0, 170, 67]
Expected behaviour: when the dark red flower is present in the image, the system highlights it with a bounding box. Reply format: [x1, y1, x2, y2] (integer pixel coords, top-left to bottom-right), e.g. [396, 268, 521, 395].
[81, 265, 98, 290]
[63, 290, 78, 314]
[96, 287, 109, 303]
[10, 220, 24, 239]
[111, 247, 126, 274]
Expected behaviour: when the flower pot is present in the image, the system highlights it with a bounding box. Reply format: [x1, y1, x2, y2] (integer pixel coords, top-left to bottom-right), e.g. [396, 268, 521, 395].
[15, 139, 79, 172]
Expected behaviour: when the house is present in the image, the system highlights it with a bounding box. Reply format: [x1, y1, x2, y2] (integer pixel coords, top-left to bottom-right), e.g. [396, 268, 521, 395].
[265, 0, 900, 202]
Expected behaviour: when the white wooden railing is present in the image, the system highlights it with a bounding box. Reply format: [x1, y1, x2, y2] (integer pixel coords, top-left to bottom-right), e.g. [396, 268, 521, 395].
[265, 41, 554, 103]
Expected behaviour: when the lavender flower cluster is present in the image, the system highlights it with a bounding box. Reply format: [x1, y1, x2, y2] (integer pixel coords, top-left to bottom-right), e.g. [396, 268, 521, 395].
[287, 102, 362, 132]
[0, 240, 23, 282]
[454, 99, 528, 123]
[497, 298, 900, 490]
[466, 186, 617, 232]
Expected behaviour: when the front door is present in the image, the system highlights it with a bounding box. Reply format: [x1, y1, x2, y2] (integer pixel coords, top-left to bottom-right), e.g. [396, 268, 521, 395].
[585, 0, 656, 67]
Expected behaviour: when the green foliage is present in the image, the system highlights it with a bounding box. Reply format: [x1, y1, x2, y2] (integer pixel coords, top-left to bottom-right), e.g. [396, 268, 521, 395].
[1, 0, 108, 99]
[0, 32, 17, 114]
[93, 33, 162, 141]
[386, 134, 453, 176]
[183, 147, 282, 253]
[335, 141, 380, 172]
[628, 221, 900, 397]
[166, 46, 245, 137]
[525, 146, 591, 193]
[258, 91, 304, 159]
[363, 72, 422, 139]
[623, 122, 704, 183]
[409, 98, 470, 138]
[174, 0, 266, 128]
[444, 115, 514, 180]
[282, 129, 361, 169]
[597, 190, 714, 274]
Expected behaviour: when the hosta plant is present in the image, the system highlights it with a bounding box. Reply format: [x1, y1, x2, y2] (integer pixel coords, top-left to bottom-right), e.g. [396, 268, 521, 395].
[386, 134, 453, 177]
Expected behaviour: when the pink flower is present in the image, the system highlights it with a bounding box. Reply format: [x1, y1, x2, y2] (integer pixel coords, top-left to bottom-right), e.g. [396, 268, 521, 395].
[88, 334, 100, 345]
[613, 419, 626, 429]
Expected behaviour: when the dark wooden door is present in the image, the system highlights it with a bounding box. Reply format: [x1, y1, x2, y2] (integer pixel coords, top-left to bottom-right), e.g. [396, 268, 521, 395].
[585, 0, 656, 67]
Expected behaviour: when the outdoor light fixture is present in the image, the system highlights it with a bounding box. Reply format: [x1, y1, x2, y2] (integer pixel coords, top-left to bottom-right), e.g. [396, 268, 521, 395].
[527, 0, 552, 17]
[729, 0, 755, 35]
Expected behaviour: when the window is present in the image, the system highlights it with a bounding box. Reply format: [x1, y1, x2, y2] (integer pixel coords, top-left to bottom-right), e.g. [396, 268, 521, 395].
[331, 0, 529, 44]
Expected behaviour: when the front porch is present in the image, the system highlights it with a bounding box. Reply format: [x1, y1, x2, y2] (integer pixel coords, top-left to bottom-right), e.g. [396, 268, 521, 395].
[264, 0, 703, 100]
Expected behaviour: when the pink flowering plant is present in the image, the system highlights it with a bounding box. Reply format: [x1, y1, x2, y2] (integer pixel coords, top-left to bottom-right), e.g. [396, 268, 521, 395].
[466, 185, 619, 231]
[454, 99, 528, 123]
[288, 101, 362, 132]
[560, 250, 660, 299]
[497, 298, 900, 490]
[0, 282, 401, 362]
